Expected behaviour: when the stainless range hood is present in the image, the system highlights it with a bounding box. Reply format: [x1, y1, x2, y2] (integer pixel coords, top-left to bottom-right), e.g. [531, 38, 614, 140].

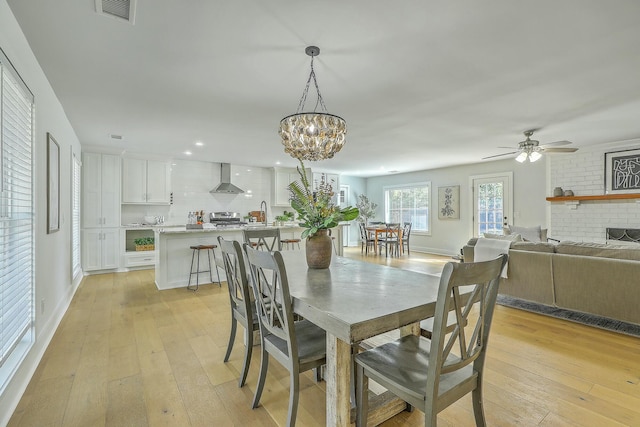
[211, 163, 245, 194]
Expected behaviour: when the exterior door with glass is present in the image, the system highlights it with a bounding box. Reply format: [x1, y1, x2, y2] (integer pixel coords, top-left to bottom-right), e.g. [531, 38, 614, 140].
[471, 173, 513, 237]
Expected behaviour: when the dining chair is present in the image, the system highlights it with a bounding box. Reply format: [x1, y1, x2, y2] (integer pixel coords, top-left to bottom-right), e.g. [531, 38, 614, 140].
[243, 244, 327, 427]
[378, 223, 401, 257]
[217, 237, 258, 387]
[355, 254, 508, 427]
[359, 222, 376, 255]
[402, 222, 412, 255]
[243, 228, 282, 251]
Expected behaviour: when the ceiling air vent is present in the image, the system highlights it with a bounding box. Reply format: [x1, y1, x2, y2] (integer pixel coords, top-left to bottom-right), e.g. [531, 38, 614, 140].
[95, 0, 137, 24]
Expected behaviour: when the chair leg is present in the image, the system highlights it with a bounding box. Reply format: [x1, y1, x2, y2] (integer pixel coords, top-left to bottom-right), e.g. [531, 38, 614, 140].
[239, 325, 253, 388]
[471, 378, 487, 427]
[209, 248, 222, 287]
[252, 344, 269, 408]
[355, 364, 368, 427]
[287, 372, 300, 427]
[187, 249, 197, 291]
[223, 317, 237, 362]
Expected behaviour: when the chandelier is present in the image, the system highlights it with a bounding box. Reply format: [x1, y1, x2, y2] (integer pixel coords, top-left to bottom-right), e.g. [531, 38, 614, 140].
[279, 46, 346, 161]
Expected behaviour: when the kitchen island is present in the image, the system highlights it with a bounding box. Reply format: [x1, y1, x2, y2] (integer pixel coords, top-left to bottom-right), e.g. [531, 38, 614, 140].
[154, 224, 344, 290]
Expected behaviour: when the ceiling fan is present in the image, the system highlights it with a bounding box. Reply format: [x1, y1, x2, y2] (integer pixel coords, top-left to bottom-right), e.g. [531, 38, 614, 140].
[483, 130, 578, 163]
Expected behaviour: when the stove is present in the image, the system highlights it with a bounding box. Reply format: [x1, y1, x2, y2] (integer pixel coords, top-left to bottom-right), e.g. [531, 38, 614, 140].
[210, 211, 247, 227]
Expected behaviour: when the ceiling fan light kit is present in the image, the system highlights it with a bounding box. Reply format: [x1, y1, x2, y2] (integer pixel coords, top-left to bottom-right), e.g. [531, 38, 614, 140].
[484, 129, 578, 163]
[279, 46, 347, 162]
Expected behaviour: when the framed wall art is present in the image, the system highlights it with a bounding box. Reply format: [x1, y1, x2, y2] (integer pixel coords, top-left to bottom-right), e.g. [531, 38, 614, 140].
[605, 148, 640, 194]
[47, 133, 60, 233]
[438, 185, 460, 220]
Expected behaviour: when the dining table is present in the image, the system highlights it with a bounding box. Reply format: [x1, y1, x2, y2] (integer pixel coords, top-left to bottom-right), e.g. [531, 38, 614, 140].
[279, 250, 443, 426]
[365, 225, 403, 255]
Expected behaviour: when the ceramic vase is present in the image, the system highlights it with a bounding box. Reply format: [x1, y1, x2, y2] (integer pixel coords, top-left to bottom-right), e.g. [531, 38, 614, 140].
[306, 229, 332, 269]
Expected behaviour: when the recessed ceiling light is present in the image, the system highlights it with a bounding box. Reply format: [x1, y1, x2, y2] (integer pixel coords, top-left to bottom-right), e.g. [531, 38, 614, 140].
[195, 141, 204, 146]
[184, 151, 192, 155]
[276, 161, 281, 165]
[110, 134, 123, 140]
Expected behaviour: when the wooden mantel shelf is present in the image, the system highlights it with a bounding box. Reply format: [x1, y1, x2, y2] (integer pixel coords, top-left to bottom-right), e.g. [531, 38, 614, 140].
[546, 193, 640, 202]
[546, 193, 640, 209]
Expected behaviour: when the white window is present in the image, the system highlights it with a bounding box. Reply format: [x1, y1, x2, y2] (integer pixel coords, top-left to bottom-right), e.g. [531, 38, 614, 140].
[0, 48, 34, 392]
[384, 182, 431, 233]
[71, 153, 81, 279]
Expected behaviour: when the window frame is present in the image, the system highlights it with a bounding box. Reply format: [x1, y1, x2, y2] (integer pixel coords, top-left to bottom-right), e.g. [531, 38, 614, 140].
[0, 47, 35, 394]
[383, 181, 431, 235]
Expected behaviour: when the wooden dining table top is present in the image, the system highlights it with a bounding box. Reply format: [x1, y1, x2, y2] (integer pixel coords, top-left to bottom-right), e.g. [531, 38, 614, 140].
[278, 250, 442, 426]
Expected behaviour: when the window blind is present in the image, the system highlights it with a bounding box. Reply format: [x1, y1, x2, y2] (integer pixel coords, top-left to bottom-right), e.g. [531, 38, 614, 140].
[0, 48, 34, 379]
[71, 153, 81, 279]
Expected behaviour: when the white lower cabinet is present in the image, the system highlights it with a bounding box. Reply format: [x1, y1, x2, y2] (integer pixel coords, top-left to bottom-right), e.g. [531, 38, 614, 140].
[82, 228, 120, 271]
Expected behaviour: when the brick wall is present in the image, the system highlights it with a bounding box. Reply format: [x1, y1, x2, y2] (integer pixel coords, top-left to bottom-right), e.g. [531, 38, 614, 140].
[549, 142, 640, 242]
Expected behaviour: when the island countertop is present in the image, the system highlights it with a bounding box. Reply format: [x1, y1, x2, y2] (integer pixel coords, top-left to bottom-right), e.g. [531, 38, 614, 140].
[153, 224, 346, 290]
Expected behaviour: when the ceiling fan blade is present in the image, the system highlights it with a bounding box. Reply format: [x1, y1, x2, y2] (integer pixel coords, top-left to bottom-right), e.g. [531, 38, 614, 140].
[541, 147, 578, 153]
[541, 140, 572, 148]
[482, 151, 518, 160]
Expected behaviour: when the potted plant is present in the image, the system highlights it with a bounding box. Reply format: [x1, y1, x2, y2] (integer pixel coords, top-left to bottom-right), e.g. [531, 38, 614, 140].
[288, 160, 359, 268]
[356, 194, 378, 225]
[134, 237, 155, 251]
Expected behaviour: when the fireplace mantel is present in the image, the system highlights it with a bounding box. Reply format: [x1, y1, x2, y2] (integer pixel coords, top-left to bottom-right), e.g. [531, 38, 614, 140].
[546, 193, 640, 209]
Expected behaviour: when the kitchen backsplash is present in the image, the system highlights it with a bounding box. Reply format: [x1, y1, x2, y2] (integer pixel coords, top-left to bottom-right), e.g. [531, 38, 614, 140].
[121, 159, 292, 225]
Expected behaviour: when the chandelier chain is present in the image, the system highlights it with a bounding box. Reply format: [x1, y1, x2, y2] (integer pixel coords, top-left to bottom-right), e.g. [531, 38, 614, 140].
[295, 56, 328, 114]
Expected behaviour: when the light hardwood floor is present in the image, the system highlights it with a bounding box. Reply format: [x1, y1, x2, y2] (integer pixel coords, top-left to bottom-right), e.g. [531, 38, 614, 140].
[8, 247, 640, 426]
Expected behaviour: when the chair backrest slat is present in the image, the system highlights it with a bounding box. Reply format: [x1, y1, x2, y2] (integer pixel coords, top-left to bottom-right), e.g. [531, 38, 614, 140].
[243, 244, 298, 358]
[243, 228, 282, 252]
[428, 254, 507, 379]
[218, 237, 252, 313]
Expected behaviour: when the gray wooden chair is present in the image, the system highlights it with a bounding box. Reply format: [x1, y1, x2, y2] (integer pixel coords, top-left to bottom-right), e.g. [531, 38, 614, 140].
[218, 237, 258, 387]
[378, 223, 401, 257]
[243, 244, 326, 427]
[359, 222, 376, 254]
[243, 228, 282, 251]
[355, 254, 508, 427]
[402, 222, 412, 254]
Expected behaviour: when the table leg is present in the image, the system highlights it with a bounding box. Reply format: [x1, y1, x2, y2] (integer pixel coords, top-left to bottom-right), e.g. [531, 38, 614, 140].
[326, 333, 351, 427]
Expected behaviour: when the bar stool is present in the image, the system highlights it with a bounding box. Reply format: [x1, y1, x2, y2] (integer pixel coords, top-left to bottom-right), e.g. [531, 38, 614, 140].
[187, 244, 221, 291]
[281, 238, 301, 250]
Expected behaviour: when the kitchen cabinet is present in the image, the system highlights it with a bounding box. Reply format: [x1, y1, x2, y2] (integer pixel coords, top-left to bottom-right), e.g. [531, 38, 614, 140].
[82, 228, 119, 271]
[122, 228, 156, 268]
[122, 158, 171, 204]
[272, 167, 312, 207]
[82, 153, 121, 228]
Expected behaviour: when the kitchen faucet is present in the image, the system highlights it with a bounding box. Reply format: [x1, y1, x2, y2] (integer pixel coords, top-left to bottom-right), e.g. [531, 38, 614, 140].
[260, 200, 267, 225]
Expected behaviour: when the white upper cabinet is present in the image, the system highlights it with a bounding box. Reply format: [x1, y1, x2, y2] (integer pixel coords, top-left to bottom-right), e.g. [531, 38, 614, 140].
[272, 167, 312, 207]
[82, 153, 121, 228]
[122, 158, 171, 204]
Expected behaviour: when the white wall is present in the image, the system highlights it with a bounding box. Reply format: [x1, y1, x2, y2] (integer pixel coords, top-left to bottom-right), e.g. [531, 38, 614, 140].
[365, 158, 547, 255]
[1, 1, 83, 423]
[549, 139, 640, 242]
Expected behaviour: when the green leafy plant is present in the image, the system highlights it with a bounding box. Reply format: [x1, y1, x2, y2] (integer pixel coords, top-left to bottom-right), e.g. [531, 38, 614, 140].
[134, 237, 154, 246]
[356, 194, 378, 224]
[288, 160, 359, 239]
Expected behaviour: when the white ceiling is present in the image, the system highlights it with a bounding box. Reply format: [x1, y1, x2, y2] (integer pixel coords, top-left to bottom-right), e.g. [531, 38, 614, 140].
[8, 0, 640, 176]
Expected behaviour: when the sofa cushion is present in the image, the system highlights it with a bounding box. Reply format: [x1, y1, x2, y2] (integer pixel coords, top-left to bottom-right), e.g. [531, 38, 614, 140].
[510, 241, 556, 253]
[506, 225, 545, 242]
[556, 241, 640, 261]
[483, 232, 523, 242]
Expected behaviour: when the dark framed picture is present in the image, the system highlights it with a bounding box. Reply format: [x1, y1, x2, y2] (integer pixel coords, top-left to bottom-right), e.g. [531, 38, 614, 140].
[47, 133, 60, 233]
[604, 148, 640, 194]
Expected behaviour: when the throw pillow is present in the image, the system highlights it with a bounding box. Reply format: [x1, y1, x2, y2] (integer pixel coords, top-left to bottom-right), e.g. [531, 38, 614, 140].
[509, 225, 542, 242]
[483, 232, 523, 242]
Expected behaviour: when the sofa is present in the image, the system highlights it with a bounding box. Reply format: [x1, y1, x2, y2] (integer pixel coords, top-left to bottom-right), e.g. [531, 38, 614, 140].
[463, 239, 640, 326]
